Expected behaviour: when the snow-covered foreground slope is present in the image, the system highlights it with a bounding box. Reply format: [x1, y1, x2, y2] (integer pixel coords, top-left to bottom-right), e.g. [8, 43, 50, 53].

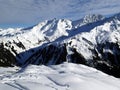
[0, 63, 120, 90]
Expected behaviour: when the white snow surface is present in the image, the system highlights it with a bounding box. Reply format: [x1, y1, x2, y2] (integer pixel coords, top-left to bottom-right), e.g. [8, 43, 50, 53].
[0, 14, 120, 63]
[0, 19, 72, 53]
[0, 15, 120, 55]
[0, 63, 120, 90]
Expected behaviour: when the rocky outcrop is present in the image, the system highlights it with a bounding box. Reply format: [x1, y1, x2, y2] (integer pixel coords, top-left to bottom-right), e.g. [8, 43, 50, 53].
[23, 44, 67, 66]
[93, 42, 120, 77]
[0, 43, 16, 67]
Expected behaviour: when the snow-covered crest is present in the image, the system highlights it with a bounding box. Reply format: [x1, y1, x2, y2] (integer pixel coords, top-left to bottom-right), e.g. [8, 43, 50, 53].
[0, 13, 120, 77]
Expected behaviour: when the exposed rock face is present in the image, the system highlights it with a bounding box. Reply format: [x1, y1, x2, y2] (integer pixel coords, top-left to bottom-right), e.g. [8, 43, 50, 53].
[20, 41, 120, 77]
[83, 14, 105, 24]
[93, 42, 120, 77]
[22, 44, 87, 67]
[23, 44, 67, 66]
[0, 43, 16, 67]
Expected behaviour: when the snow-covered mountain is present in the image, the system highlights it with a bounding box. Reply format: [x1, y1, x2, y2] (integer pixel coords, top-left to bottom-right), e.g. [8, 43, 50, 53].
[0, 13, 120, 77]
[73, 14, 105, 28]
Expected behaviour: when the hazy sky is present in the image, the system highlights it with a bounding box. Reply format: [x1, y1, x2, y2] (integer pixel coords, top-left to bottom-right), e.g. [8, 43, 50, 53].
[0, 0, 120, 28]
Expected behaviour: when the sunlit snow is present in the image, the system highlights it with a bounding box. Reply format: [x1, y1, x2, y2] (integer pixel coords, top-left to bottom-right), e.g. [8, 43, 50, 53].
[0, 63, 120, 90]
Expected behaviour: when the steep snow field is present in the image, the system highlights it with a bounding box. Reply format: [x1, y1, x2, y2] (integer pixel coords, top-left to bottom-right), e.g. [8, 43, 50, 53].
[0, 63, 120, 90]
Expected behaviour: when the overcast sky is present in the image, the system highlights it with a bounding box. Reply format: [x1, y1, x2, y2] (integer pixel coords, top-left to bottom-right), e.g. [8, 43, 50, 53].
[0, 0, 120, 28]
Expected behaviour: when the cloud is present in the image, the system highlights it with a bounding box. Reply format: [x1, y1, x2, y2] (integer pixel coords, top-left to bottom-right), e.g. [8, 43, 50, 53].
[0, 0, 120, 25]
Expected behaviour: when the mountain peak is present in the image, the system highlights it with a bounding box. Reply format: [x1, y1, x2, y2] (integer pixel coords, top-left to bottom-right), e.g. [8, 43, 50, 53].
[1, 13, 120, 77]
[83, 14, 105, 24]
[73, 14, 105, 28]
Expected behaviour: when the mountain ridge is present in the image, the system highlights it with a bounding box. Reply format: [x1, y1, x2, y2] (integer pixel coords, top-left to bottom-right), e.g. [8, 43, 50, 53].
[0, 13, 120, 77]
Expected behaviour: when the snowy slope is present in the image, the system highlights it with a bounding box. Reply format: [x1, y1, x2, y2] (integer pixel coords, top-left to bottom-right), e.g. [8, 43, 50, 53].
[0, 19, 72, 54]
[0, 13, 120, 77]
[0, 63, 120, 90]
[0, 14, 104, 64]
[22, 13, 120, 77]
[0, 19, 73, 65]
[0, 14, 105, 54]
[22, 13, 120, 64]
[62, 13, 120, 61]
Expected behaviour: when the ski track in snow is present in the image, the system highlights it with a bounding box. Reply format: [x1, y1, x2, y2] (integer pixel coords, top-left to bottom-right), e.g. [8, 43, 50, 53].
[5, 81, 29, 90]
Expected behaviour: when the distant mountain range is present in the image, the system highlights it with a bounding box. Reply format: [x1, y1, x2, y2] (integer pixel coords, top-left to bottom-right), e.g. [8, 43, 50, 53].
[0, 13, 120, 77]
